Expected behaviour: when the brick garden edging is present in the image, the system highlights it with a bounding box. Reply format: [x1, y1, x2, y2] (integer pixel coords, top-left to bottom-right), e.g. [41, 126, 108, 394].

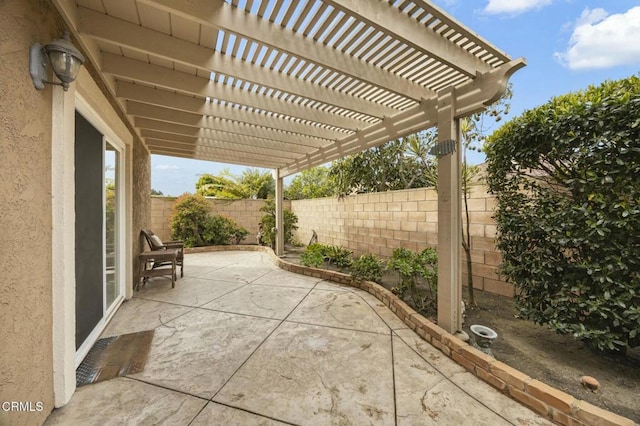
[185, 245, 635, 426]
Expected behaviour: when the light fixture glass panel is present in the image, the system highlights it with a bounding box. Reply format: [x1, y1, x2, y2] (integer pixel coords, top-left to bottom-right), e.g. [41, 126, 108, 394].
[48, 51, 82, 84]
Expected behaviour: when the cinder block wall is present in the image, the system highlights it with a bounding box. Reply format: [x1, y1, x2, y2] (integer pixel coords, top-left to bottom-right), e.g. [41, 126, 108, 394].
[151, 197, 290, 244]
[290, 186, 513, 297]
[150, 187, 513, 297]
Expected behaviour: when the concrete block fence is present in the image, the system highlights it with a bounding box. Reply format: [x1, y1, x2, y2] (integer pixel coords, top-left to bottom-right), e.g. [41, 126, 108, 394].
[183, 245, 635, 426]
[151, 185, 514, 297]
[150, 196, 290, 245]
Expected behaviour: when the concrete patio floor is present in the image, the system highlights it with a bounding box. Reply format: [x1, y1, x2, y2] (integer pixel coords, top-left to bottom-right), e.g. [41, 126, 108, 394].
[46, 251, 551, 425]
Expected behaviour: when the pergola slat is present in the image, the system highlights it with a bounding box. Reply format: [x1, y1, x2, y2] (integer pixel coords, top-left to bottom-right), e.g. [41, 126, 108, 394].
[116, 82, 348, 141]
[101, 53, 369, 131]
[137, 0, 436, 102]
[127, 101, 329, 148]
[137, 122, 317, 154]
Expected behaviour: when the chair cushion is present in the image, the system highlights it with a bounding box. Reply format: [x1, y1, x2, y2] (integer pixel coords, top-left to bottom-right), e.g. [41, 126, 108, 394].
[150, 234, 164, 249]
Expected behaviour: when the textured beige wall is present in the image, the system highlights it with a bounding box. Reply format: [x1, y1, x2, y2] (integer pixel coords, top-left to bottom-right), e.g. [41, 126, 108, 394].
[132, 141, 151, 287]
[150, 188, 512, 297]
[290, 186, 512, 297]
[151, 197, 286, 244]
[0, 1, 59, 424]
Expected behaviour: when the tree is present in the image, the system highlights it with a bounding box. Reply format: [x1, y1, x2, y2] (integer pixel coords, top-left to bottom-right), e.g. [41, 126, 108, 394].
[459, 84, 513, 307]
[150, 188, 164, 196]
[329, 135, 437, 196]
[284, 166, 336, 200]
[196, 168, 274, 199]
[485, 75, 640, 352]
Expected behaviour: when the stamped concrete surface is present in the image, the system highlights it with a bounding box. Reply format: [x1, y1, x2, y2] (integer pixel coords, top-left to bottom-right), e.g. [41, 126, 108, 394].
[46, 251, 552, 425]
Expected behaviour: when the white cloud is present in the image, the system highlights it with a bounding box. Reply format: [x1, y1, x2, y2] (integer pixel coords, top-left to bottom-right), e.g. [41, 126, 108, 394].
[483, 0, 552, 16]
[156, 164, 180, 171]
[555, 7, 640, 70]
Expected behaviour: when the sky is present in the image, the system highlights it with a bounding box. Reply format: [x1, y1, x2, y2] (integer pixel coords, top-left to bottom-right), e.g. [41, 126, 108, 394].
[151, 0, 640, 196]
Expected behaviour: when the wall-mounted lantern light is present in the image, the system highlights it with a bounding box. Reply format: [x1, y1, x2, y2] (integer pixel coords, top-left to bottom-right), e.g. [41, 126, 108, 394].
[30, 31, 85, 91]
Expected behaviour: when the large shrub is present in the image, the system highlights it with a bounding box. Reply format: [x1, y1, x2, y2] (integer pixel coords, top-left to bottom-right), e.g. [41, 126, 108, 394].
[170, 193, 210, 247]
[202, 215, 249, 245]
[170, 193, 248, 247]
[485, 75, 640, 352]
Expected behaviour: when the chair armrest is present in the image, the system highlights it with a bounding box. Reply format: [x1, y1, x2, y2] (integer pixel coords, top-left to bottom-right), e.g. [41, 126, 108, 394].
[164, 241, 184, 249]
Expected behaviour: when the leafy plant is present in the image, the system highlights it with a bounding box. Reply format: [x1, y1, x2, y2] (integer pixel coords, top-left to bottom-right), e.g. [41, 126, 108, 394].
[259, 199, 299, 248]
[196, 168, 274, 199]
[300, 243, 328, 268]
[170, 193, 248, 247]
[285, 166, 336, 200]
[329, 135, 437, 196]
[387, 247, 438, 312]
[351, 254, 385, 283]
[485, 75, 640, 352]
[324, 245, 353, 269]
[170, 193, 211, 247]
[201, 215, 249, 245]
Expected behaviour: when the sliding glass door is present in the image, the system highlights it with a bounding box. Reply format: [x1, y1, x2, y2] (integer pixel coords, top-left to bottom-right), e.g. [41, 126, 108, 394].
[105, 143, 120, 313]
[75, 112, 124, 356]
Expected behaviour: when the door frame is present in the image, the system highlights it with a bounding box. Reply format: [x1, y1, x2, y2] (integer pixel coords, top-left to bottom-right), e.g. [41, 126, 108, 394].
[74, 97, 127, 366]
[51, 87, 129, 407]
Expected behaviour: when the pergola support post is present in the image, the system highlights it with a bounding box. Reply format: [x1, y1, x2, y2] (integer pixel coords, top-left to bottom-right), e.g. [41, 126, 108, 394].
[436, 87, 462, 334]
[273, 168, 284, 256]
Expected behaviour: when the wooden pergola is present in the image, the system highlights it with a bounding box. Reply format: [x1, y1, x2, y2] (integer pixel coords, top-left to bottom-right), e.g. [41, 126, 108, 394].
[53, 0, 524, 334]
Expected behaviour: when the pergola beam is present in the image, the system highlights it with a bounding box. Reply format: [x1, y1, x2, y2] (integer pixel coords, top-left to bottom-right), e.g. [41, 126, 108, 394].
[79, 7, 396, 120]
[101, 53, 368, 132]
[140, 131, 302, 161]
[149, 148, 275, 169]
[137, 126, 315, 155]
[280, 58, 526, 176]
[116, 82, 347, 141]
[126, 100, 329, 148]
[137, 0, 435, 102]
[145, 138, 291, 165]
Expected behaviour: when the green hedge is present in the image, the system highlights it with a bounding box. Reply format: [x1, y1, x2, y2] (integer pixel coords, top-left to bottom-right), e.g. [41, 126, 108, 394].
[485, 75, 640, 352]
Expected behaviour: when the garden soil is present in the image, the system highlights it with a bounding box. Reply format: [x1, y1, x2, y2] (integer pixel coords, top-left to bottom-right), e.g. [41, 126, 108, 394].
[462, 290, 640, 423]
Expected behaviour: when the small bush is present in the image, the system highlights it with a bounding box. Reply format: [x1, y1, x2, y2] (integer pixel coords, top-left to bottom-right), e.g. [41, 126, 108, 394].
[325, 245, 353, 269]
[170, 193, 248, 247]
[351, 254, 385, 283]
[300, 243, 327, 268]
[387, 247, 438, 312]
[259, 200, 299, 248]
[202, 215, 249, 245]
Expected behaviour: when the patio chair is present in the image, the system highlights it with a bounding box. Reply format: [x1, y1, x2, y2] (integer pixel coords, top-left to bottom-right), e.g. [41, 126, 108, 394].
[141, 229, 184, 278]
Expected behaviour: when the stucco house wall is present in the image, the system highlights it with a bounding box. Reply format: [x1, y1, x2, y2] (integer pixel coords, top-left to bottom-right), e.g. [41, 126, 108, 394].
[0, 1, 150, 424]
[0, 2, 61, 425]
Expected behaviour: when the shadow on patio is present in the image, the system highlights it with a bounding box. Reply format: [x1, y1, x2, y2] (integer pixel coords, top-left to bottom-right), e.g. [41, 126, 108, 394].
[46, 251, 550, 425]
